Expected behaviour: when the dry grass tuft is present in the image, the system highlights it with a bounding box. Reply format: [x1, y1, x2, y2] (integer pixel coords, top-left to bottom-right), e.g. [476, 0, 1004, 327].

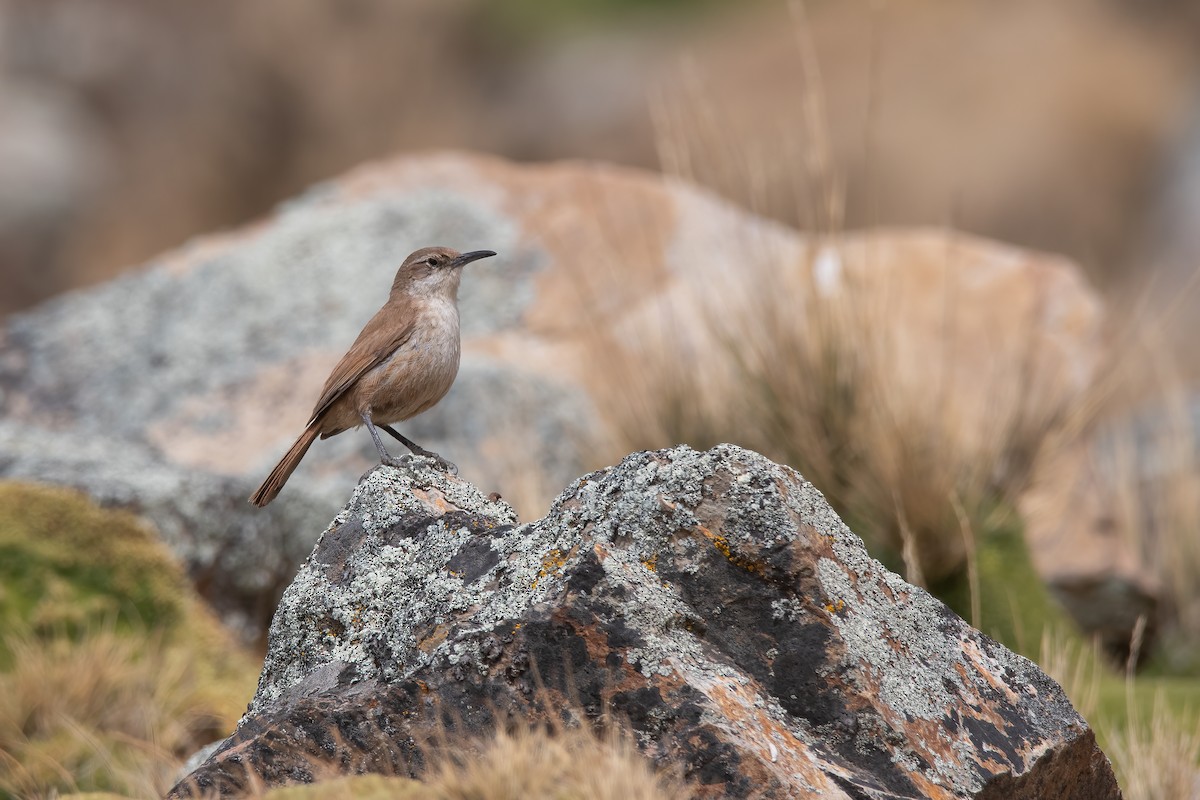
[1039, 594, 1200, 800]
[0, 623, 244, 799]
[174, 716, 692, 800]
[1106, 691, 1200, 800]
[0, 483, 258, 799]
[588, 232, 1065, 585]
[420, 719, 691, 800]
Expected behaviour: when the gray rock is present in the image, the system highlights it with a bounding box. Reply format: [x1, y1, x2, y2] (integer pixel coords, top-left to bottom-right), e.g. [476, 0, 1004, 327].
[171, 445, 1120, 799]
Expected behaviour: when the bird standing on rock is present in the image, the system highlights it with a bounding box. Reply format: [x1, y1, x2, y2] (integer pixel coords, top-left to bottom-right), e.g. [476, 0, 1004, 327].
[249, 246, 496, 507]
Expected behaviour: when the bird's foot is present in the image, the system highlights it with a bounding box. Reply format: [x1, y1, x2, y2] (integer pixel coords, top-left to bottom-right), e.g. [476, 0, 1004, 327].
[381, 454, 412, 470]
[383, 452, 458, 476]
[425, 453, 459, 476]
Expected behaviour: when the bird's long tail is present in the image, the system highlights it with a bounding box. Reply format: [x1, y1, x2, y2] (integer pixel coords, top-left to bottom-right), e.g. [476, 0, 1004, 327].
[249, 424, 320, 507]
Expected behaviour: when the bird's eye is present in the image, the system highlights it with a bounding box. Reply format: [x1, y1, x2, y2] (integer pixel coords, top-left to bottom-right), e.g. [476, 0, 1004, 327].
[426, 257, 440, 267]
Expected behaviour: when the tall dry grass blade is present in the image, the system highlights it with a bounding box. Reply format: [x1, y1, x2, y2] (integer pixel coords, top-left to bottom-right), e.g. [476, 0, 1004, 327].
[951, 492, 980, 629]
[1107, 688, 1200, 800]
[788, 0, 843, 233]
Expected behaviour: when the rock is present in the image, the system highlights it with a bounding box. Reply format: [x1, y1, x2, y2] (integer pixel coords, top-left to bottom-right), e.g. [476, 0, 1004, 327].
[1021, 439, 1161, 661]
[170, 445, 1120, 799]
[0, 151, 1106, 639]
[1022, 393, 1200, 661]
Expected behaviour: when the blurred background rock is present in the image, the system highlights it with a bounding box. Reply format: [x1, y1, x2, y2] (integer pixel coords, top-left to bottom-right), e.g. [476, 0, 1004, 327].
[4, 0, 1200, 330]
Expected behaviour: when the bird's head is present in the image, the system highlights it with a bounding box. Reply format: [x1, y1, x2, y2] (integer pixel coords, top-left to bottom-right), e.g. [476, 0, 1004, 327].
[391, 246, 496, 300]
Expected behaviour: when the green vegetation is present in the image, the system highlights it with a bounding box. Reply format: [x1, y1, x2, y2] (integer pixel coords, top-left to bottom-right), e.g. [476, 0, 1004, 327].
[929, 510, 1077, 657]
[0, 482, 258, 799]
[475, 0, 748, 42]
[0, 483, 187, 650]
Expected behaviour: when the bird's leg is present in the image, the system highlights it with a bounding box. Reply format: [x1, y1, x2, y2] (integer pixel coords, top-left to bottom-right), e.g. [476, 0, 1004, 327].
[379, 423, 458, 475]
[378, 424, 430, 456]
[360, 412, 405, 468]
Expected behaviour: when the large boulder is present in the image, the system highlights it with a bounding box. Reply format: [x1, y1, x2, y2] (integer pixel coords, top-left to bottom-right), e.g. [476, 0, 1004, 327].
[0, 151, 1105, 637]
[171, 445, 1120, 799]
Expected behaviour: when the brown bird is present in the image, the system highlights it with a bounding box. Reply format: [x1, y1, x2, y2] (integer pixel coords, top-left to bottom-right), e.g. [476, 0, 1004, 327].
[249, 246, 496, 507]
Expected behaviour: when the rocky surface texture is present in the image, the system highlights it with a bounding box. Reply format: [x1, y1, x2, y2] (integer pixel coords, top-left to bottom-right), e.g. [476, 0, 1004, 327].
[0, 151, 1108, 639]
[170, 445, 1120, 799]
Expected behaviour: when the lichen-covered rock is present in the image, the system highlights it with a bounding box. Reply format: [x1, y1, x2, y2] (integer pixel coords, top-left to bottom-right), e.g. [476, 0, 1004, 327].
[170, 445, 1120, 799]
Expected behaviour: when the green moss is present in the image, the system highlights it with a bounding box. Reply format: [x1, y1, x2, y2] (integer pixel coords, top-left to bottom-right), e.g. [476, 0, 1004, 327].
[0, 482, 188, 653]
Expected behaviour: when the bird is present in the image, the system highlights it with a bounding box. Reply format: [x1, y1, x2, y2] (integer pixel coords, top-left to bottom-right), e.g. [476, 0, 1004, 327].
[249, 246, 496, 507]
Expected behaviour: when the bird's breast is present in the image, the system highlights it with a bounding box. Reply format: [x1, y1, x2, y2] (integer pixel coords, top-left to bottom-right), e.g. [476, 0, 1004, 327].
[368, 300, 461, 423]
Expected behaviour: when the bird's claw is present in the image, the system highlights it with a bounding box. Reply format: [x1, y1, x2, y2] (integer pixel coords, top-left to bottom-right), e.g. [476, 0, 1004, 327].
[383, 452, 458, 475]
[423, 454, 459, 475]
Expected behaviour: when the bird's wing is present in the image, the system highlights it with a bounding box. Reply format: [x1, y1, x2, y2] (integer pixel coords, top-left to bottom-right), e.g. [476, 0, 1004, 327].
[307, 305, 416, 424]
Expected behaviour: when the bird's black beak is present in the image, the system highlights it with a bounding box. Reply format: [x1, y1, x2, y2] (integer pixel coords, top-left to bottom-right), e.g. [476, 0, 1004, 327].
[452, 250, 497, 268]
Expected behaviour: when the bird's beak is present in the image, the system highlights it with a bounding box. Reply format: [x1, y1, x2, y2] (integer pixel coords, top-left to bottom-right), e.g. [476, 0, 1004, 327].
[452, 250, 497, 268]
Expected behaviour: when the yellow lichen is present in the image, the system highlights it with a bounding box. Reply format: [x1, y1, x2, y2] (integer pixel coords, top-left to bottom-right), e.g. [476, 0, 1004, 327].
[531, 549, 568, 589]
[694, 525, 762, 574]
